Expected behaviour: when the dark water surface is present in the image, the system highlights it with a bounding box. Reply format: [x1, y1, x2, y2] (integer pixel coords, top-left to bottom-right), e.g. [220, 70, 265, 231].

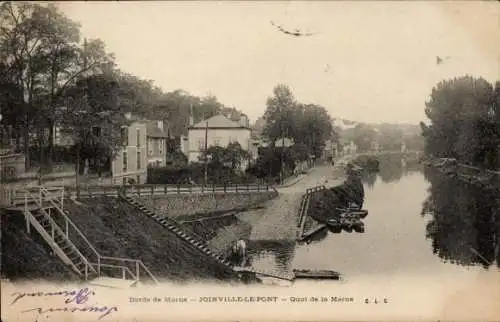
[244, 160, 500, 278]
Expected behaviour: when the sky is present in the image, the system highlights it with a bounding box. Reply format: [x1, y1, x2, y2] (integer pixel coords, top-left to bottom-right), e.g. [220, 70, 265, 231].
[58, 1, 499, 125]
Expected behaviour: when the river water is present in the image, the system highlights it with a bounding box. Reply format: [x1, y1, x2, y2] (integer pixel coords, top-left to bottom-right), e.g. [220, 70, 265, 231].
[246, 158, 500, 280]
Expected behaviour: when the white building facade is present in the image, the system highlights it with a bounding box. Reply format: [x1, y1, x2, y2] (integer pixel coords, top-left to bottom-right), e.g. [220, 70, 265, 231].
[111, 115, 148, 184]
[187, 114, 252, 170]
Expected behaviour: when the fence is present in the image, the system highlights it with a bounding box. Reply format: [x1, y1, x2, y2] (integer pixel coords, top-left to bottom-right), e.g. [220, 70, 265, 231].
[1, 183, 275, 207]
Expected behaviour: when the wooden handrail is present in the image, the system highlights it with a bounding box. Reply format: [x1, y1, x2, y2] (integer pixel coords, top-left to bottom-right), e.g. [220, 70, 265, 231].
[25, 190, 97, 279]
[39, 187, 159, 284]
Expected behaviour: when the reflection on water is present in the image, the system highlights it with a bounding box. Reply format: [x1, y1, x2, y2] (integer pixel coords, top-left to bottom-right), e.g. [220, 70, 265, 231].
[246, 240, 295, 275]
[422, 167, 500, 269]
[206, 156, 498, 278]
[370, 154, 423, 184]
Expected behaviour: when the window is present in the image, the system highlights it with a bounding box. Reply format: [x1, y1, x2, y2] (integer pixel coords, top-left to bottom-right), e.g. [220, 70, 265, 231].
[137, 150, 141, 170]
[197, 139, 205, 150]
[123, 151, 128, 172]
[121, 127, 128, 146]
[136, 129, 141, 147]
[148, 139, 153, 156]
[213, 138, 221, 147]
[159, 139, 163, 155]
[92, 126, 101, 137]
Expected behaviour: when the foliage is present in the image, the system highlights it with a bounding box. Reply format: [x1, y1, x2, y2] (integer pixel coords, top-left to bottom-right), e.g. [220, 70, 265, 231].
[376, 124, 403, 151]
[422, 168, 500, 268]
[351, 123, 377, 152]
[147, 163, 257, 185]
[245, 146, 298, 183]
[0, 2, 115, 168]
[199, 141, 250, 171]
[353, 155, 380, 171]
[0, 2, 246, 172]
[61, 73, 127, 174]
[421, 76, 499, 169]
[262, 84, 335, 158]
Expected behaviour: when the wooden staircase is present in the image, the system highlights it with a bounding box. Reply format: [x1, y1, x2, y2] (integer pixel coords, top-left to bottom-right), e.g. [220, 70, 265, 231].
[3, 186, 159, 285]
[31, 207, 98, 279]
[120, 194, 297, 282]
[121, 194, 233, 267]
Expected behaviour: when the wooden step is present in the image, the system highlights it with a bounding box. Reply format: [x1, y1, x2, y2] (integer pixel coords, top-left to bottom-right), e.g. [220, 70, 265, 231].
[293, 269, 341, 280]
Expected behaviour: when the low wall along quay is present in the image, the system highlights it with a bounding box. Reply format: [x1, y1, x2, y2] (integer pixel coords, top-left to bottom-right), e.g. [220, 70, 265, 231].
[138, 192, 277, 219]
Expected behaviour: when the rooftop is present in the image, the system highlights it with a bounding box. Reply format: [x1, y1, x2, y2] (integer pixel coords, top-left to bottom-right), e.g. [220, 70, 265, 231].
[190, 114, 250, 130]
[146, 121, 169, 138]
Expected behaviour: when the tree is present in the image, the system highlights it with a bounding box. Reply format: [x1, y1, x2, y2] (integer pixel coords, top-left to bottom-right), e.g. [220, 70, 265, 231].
[263, 84, 297, 143]
[0, 2, 52, 168]
[351, 123, 376, 153]
[61, 73, 127, 176]
[376, 124, 404, 151]
[422, 76, 499, 169]
[224, 142, 250, 171]
[262, 85, 336, 161]
[295, 104, 334, 157]
[0, 2, 115, 168]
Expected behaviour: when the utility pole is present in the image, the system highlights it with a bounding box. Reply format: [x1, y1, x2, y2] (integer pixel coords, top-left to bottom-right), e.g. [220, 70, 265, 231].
[280, 125, 285, 185]
[204, 120, 208, 187]
[76, 38, 88, 199]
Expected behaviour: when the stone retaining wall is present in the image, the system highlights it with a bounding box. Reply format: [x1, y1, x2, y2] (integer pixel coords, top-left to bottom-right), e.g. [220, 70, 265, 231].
[138, 191, 277, 218]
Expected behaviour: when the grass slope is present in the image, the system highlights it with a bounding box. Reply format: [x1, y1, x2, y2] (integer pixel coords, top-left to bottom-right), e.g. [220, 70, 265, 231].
[1, 210, 80, 282]
[64, 197, 240, 283]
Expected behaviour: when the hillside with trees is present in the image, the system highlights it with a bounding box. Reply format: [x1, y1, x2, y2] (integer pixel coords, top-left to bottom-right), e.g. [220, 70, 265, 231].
[0, 2, 245, 175]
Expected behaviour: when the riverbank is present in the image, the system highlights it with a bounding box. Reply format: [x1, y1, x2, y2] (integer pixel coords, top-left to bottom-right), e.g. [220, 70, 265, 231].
[423, 158, 500, 190]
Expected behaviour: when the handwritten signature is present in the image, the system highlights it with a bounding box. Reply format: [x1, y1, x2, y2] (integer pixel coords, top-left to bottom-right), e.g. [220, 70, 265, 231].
[11, 287, 118, 320]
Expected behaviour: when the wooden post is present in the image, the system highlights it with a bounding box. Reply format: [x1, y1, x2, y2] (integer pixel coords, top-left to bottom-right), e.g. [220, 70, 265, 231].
[97, 257, 101, 276]
[61, 188, 64, 210]
[24, 194, 30, 234]
[136, 261, 140, 282]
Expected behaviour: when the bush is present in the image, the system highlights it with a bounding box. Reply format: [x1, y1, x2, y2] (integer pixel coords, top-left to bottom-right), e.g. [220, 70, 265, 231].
[147, 163, 259, 185]
[353, 155, 380, 172]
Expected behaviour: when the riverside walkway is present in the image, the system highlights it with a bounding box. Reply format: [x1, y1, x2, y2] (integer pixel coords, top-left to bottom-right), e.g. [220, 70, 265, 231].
[238, 164, 345, 241]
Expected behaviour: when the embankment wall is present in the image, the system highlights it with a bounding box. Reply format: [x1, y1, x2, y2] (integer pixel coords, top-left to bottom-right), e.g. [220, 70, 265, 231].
[138, 191, 278, 218]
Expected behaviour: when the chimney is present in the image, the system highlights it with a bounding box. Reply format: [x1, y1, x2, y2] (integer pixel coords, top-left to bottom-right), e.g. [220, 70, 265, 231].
[239, 114, 248, 127]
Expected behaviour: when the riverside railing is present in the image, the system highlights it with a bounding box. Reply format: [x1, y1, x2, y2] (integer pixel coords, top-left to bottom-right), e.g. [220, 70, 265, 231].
[68, 183, 273, 199]
[1, 184, 275, 207]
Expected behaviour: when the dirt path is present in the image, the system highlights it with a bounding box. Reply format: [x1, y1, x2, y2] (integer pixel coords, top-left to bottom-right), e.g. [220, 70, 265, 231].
[237, 164, 345, 241]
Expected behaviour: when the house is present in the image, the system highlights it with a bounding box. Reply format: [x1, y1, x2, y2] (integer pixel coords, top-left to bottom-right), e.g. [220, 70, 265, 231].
[146, 120, 169, 167]
[322, 139, 339, 161]
[110, 113, 148, 184]
[371, 140, 381, 153]
[187, 114, 251, 170]
[342, 140, 358, 156]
